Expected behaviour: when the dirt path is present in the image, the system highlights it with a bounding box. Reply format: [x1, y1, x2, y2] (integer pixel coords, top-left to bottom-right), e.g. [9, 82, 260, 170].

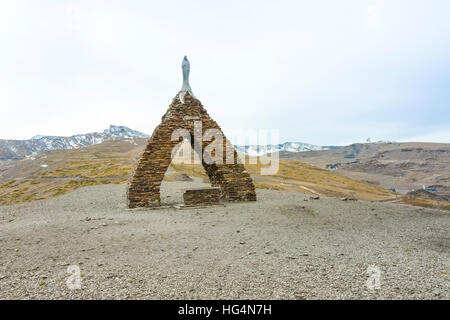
[0, 182, 448, 299]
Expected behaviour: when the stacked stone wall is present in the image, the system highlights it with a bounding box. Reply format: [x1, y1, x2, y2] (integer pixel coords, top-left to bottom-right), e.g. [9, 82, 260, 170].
[183, 187, 221, 206]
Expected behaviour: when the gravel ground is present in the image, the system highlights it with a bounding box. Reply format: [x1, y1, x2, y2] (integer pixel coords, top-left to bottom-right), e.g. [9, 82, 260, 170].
[0, 181, 449, 299]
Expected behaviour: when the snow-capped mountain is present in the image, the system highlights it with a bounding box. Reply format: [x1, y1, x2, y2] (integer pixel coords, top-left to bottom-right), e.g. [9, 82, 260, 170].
[102, 125, 148, 138]
[233, 142, 332, 156]
[0, 124, 338, 160]
[0, 125, 149, 160]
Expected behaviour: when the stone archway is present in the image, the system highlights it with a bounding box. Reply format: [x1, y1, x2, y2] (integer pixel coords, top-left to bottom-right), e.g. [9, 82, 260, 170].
[126, 92, 256, 208]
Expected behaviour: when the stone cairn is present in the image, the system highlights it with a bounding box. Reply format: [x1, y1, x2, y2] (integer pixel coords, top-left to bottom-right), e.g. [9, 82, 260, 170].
[126, 58, 256, 208]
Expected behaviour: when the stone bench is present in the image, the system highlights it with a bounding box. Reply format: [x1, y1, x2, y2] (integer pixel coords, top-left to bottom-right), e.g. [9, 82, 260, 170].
[183, 187, 221, 206]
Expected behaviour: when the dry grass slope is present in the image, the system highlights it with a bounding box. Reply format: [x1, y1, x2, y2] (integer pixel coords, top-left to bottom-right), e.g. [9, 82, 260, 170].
[2, 139, 448, 211]
[401, 197, 450, 211]
[0, 140, 145, 205]
[174, 157, 395, 201]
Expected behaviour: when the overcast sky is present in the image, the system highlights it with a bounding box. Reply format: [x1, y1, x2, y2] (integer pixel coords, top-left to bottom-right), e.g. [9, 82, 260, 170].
[0, 0, 449, 145]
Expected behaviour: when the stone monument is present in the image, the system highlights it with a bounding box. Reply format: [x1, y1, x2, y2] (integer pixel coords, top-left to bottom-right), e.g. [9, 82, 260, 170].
[126, 57, 256, 208]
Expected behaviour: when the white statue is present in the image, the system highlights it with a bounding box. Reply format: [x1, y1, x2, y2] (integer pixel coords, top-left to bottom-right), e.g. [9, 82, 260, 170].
[179, 56, 195, 102]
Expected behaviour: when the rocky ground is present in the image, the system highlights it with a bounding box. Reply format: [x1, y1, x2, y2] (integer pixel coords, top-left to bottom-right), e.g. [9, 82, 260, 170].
[0, 182, 449, 299]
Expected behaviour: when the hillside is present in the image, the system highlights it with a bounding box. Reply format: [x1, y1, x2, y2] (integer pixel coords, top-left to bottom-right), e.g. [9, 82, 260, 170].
[0, 138, 147, 205]
[2, 138, 449, 210]
[278, 142, 450, 199]
[0, 138, 402, 207]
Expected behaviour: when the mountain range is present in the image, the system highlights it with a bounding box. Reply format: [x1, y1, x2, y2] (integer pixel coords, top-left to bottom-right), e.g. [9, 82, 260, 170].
[0, 126, 448, 209]
[0, 125, 149, 160]
[233, 142, 339, 156]
[0, 125, 338, 160]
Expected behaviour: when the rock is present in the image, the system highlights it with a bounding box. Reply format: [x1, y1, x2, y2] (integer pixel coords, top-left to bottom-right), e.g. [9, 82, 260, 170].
[432, 289, 442, 297]
[310, 195, 320, 200]
[174, 173, 193, 182]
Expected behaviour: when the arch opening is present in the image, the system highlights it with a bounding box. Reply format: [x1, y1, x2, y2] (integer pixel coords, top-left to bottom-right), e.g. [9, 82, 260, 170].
[160, 140, 213, 206]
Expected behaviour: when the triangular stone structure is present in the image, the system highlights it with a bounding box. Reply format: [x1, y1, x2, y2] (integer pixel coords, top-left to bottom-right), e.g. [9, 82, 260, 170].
[126, 58, 256, 208]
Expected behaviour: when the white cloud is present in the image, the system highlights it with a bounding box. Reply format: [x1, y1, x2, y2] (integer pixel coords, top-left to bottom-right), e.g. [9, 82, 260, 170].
[366, 4, 381, 30]
[66, 4, 81, 31]
[0, 1, 449, 144]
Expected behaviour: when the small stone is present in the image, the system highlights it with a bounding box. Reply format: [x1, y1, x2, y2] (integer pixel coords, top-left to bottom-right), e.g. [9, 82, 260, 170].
[432, 290, 442, 296]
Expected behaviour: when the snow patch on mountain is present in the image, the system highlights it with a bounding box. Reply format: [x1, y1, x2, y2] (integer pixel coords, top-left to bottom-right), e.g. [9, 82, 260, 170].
[233, 142, 330, 156]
